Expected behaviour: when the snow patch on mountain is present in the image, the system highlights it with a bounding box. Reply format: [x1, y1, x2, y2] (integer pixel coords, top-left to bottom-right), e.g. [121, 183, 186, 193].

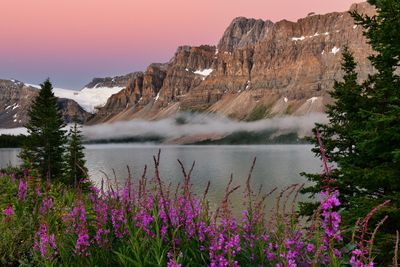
[194, 69, 213, 77]
[331, 46, 340, 55]
[307, 96, 319, 103]
[292, 36, 305, 41]
[25, 83, 124, 113]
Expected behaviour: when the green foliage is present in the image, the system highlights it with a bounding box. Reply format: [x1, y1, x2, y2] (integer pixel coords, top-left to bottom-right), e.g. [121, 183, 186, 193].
[0, 134, 28, 148]
[84, 135, 164, 144]
[301, 48, 366, 212]
[193, 130, 306, 145]
[246, 105, 268, 121]
[183, 105, 212, 113]
[66, 122, 89, 188]
[302, 1, 400, 263]
[20, 79, 67, 182]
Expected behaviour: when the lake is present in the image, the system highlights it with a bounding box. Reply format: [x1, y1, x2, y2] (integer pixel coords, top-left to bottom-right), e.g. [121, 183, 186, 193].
[0, 144, 321, 214]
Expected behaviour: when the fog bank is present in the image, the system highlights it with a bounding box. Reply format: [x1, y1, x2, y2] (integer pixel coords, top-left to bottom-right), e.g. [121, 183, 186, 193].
[83, 112, 328, 141]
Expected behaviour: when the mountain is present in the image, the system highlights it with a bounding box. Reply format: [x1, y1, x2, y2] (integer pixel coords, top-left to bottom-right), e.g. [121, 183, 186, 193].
[1, 2, 376, 130]
[0, 72, 135, 128]
[88, 2, 375, 124]
[83, 73, 139, 89]
[0, 80, 90, 128]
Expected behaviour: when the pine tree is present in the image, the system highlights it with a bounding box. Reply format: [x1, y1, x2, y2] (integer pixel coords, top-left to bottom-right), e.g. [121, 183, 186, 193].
[302, 1, 400, 263]
[66, 121, 89, 188]
[20, 79, 67, 181]
[300, 48, 366, 215]
[347, 0, 400, 259]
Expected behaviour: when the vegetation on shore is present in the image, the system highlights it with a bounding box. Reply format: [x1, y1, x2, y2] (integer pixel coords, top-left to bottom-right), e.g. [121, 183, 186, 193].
[193, 130, 307, 145]
[17, 79, 89, 187]
[0, 135, 28, 148]
[1, 146, 397, 266]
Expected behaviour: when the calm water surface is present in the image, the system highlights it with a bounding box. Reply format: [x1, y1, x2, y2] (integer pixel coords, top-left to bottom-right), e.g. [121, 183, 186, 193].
[0, 144, 321, 213]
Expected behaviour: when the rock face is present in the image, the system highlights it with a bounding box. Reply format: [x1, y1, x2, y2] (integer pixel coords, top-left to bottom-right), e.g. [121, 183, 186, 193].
[83, 72, 140, 89]
[88, 2, 376, 124]
[57, 98, 91, 124]
[217, 17, 274, 52]
[0, 79, 90, 128]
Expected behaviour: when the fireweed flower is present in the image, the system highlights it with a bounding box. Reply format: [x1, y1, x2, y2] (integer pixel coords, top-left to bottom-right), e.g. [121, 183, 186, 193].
[320, 190, 342, 244]
[209, 217, 241, 267]
[3, 204, 13, 217]
[39, 197, 54, 214]
[134, 195, 156, 237]
[33, 223, 57, 259]
[35, 183, 42, 197]
[64, 200, 90, 256]
[90, 190, 111, 247]
[350, 248, 374, 267]
[306, 243, 315, 253]
[18, 178, 28, 201]
[167, 251, 183, 267]
[111, 204, 128, 238]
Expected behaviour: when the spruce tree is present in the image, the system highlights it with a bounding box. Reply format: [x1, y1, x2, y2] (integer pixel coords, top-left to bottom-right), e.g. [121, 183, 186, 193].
[302, 1, 400, 262]
[20, 79, 67, 181]
[66, 121, 89, 188]
[348, 0, 400, 258]
[300, 48, 366, 215]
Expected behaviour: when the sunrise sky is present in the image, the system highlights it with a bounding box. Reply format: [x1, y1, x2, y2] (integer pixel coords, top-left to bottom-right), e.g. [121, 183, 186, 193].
[0, 0, 359, 89]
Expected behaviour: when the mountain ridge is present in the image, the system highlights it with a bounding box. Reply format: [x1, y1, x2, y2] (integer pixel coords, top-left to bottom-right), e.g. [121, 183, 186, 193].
[87, 2, 376, 124]
[1, 2, 375, 129]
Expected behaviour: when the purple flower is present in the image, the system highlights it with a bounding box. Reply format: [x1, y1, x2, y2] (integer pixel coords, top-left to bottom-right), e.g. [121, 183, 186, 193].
[91, 191, 110, 247]
[39, 197, 54, 214]
[3, 205, 13, 217]
[18, 178, 28, 201]
[320, 190, 342, 253]
[63, 200, 90, 256]
[306, 243, 315, 253]
[33, 223, 57, 259]
[75, 232, 90, 256]
[35, 183, 42, 197]
[167, 250, 183, 267]
[111, 204, 128, 238]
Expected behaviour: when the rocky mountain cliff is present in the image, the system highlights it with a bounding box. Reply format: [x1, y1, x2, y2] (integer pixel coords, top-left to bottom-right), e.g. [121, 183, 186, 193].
[83, 72, 139, 89]
[88, 2, 376, 124]
[0, 80, 90, 128]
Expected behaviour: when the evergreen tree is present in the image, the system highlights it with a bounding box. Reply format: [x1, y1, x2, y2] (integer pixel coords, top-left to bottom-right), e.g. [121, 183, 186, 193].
[302, 1, 400, 262]
[20, 79, 67, 181]
[66, 121, 89, 188]
[300, 48, 366, 215]
[348, 0, 400, 258]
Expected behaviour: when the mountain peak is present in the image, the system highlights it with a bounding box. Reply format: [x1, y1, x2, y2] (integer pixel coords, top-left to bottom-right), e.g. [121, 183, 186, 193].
[83, 72, 142, 89]
[217, 17, 274, 51]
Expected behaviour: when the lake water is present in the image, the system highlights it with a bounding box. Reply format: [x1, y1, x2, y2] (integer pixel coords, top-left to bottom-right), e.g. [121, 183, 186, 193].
[0, 144, 321, 214]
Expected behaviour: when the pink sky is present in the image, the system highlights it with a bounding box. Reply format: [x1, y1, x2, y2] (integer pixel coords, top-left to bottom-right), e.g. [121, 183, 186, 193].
[0, 0, 359, 88]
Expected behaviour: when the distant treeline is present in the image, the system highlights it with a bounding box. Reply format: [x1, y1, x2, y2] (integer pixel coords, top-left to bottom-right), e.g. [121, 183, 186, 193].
[0, 131, 308, 147]
[83, 131, 308, 145]
[84, 131, 308, 145]
[193, 130, 308, 145]
[0, 134, 28, 148]
[83, 135, 165, 144]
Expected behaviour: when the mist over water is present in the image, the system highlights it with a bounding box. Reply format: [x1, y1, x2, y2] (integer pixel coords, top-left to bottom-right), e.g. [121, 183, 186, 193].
[0, 112, 328, 143]
[83, 112, 328, 141]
